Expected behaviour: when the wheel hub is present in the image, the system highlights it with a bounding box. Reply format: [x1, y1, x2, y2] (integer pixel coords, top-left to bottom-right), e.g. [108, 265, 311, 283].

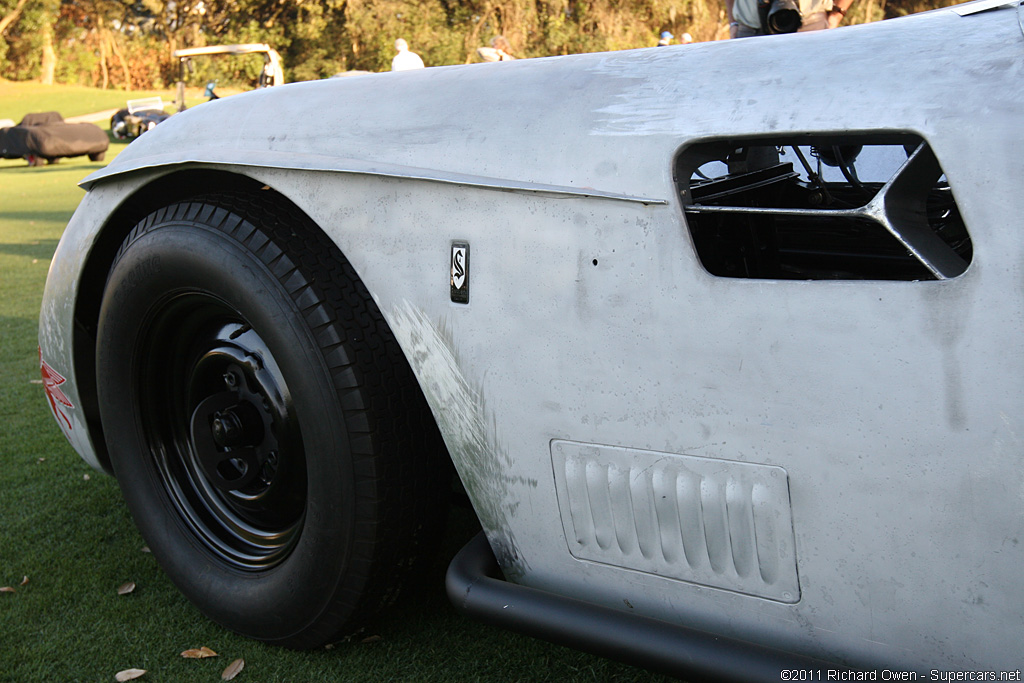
[188, 352, 280, 494]
[211, 405, 255, 448]
[191, 396, 267, 492]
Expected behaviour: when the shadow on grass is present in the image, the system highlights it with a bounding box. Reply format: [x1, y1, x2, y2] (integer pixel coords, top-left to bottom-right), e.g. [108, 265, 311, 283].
[0, 160, 109, 174]
[0, 239, 62, 260]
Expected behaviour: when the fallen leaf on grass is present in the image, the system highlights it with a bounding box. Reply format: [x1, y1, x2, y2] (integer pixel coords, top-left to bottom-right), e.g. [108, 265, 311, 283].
[83, 474, 90, 481]
[181, 646, 218, 658]
[0, 587, 15, 594]
[361, 635, 382, 644]
[115, 669, 146, 681]
[222, 658, 245, 680]
[19, 576, 28, 586]
[117, 582, 136, 595]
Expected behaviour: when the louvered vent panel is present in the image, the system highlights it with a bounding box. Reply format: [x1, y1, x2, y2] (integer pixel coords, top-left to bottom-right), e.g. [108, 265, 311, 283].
[551, 440, 800, 603]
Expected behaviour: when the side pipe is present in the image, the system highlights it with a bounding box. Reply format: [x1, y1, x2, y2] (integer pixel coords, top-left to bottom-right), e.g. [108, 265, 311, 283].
[446, 531, 844, 681]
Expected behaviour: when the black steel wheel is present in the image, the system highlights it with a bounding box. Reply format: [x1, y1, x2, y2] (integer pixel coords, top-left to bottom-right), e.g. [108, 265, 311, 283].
[139, 295, 306, 571]
[95, 194, 447, 647]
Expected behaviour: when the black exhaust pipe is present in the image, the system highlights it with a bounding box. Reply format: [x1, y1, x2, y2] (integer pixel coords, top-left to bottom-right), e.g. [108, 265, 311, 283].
[446, 531, 843, 681]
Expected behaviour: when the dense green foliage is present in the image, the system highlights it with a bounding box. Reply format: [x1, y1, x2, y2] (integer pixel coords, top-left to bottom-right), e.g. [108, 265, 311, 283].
[0, 0, 957, 88]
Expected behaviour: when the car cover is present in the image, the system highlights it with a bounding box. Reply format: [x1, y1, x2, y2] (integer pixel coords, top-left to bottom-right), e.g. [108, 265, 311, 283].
[0, 111, 109, 161]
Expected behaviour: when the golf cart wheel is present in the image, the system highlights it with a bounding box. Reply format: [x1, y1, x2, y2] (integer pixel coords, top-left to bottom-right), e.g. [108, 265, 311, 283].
[95, 194, 447, 647]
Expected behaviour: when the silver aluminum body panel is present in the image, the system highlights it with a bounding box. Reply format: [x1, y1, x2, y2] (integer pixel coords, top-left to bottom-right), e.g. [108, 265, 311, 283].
[40, 2, 1024, 671]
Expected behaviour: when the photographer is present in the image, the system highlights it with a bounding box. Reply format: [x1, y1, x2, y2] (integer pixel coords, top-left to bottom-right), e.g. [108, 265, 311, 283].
[727, 0, 852, 38]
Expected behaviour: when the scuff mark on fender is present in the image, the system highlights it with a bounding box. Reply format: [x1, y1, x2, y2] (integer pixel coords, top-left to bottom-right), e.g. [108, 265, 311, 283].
[389, 300, 529, 580]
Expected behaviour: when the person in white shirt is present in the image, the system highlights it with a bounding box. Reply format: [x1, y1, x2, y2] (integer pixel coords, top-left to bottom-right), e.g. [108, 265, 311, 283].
[391, 39, 425, 71]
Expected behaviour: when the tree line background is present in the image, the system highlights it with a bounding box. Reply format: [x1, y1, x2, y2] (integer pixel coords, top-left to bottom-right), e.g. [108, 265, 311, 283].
[1, 0, 951, 89]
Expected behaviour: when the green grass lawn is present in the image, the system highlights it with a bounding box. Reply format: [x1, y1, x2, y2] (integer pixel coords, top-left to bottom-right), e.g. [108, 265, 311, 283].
[0, 80, 227, 122]
[0, 86, 669, 682]
[0, 80, 172, 121]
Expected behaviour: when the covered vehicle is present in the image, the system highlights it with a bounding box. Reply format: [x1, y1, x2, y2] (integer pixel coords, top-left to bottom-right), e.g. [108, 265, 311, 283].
[1, 112, 108, 165]
[39, 1, 1024, 679]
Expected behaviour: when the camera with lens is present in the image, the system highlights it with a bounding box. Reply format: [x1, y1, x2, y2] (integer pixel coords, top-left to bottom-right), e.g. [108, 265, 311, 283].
[758, 0, 802, 33]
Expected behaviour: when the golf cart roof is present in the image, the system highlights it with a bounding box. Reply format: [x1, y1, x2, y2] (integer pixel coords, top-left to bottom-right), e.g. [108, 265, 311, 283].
[172, 44, 281, 60]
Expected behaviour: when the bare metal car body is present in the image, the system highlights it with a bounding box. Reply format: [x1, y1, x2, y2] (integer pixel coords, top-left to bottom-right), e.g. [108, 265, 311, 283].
[40, 2, 1024, 677]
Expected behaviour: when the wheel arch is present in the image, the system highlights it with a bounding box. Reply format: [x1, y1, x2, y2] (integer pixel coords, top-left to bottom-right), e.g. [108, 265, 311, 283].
[73, 170, 265, 471]
[85, 181, 459, 644]
[73, 167, 450, 480]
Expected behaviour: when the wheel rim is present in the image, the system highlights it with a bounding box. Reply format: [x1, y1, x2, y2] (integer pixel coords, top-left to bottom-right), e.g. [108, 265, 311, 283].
[137, 292, 307, 571]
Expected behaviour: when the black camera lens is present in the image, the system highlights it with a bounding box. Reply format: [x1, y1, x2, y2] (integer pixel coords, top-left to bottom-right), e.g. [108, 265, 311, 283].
[767, 0, 802, 33]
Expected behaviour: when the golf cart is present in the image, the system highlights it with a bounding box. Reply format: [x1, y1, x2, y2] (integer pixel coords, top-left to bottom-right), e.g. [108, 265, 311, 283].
[110, 97, 172, 140]
[173, 44, 284, 112]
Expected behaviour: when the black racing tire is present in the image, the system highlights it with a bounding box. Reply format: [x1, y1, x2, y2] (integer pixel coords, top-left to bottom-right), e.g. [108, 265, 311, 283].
[95, 194, 448, 648]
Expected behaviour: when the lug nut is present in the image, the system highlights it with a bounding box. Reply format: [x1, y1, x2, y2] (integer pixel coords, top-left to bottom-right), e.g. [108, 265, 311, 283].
[211, 410, 243, 447]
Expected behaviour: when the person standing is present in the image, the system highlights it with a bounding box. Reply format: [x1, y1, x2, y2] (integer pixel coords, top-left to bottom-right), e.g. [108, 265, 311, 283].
[726, 0, 853, 38]
[391, 39, 425, 71]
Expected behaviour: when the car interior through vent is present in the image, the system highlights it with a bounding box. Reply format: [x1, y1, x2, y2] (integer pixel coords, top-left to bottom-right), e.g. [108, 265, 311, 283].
[676, 134, 972, 281]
